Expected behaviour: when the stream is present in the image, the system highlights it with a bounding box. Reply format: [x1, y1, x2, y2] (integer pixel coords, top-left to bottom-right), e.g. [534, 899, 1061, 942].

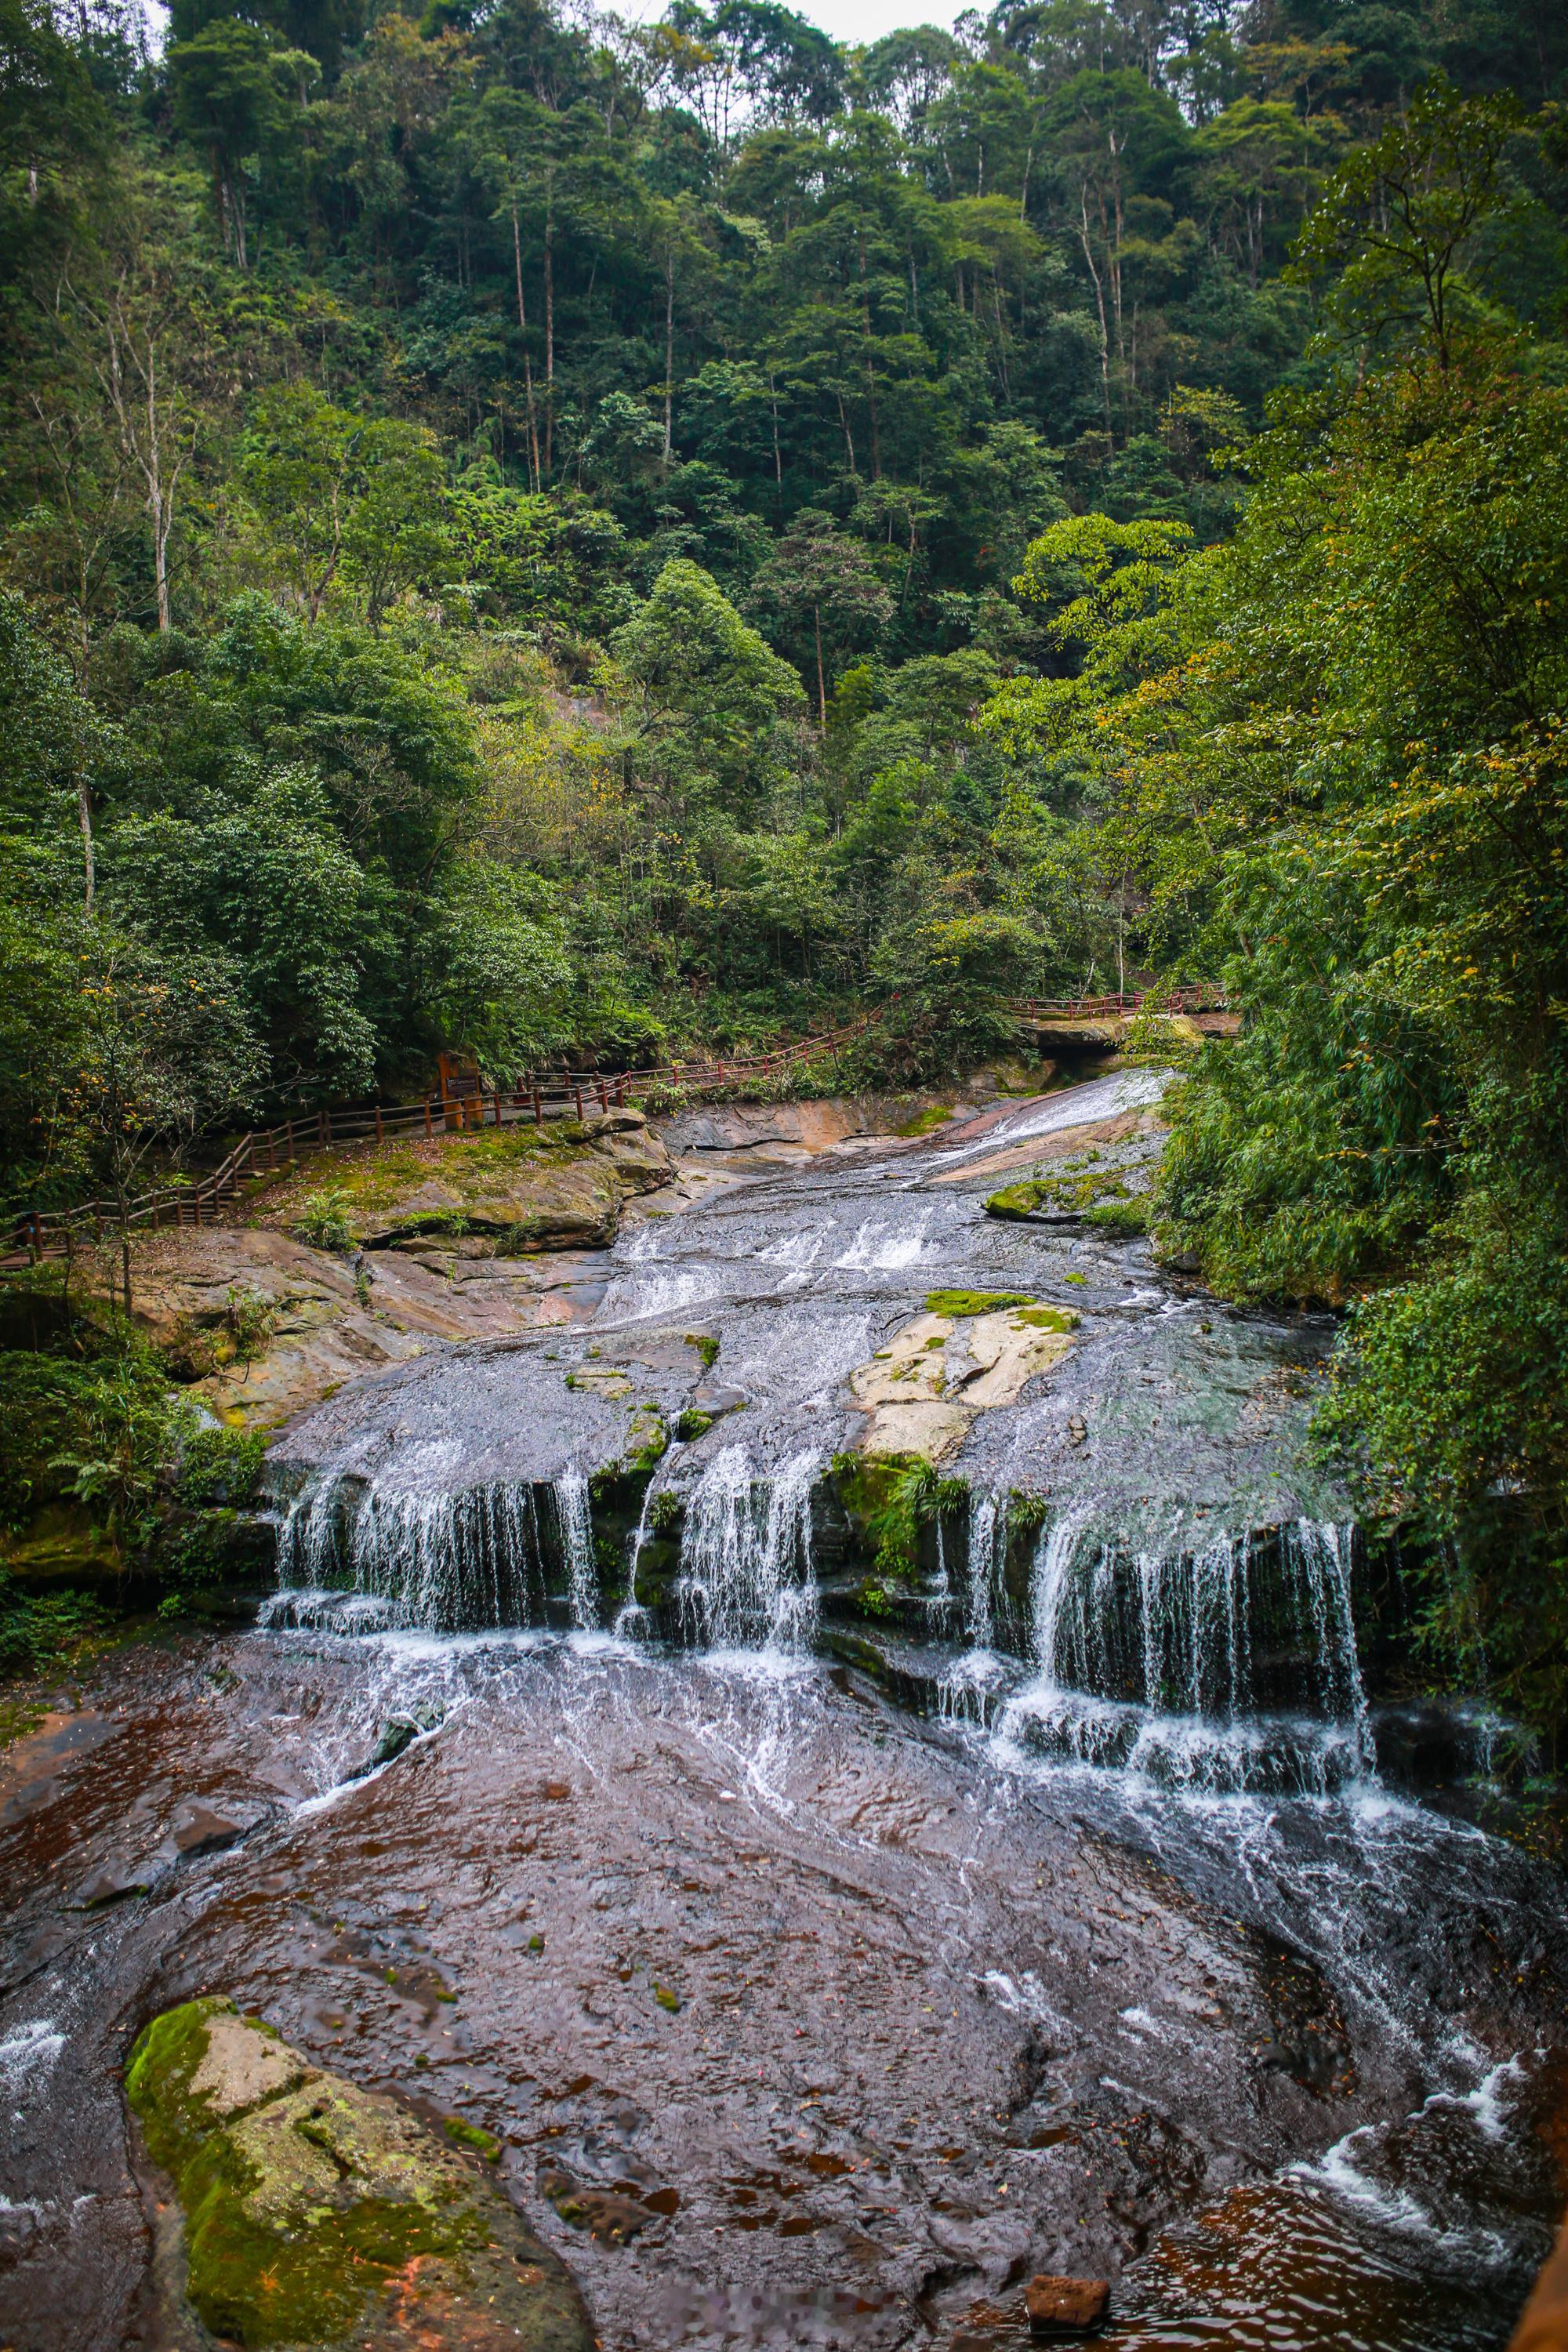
[2, 1073, 1565, 2350]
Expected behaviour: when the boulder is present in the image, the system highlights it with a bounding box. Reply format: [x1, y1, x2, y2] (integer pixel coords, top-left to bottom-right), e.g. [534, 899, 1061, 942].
[125, 1996, 593, 2352]
[161, 1800, 258, 1860]
[1025, 2274, 1110, 2338]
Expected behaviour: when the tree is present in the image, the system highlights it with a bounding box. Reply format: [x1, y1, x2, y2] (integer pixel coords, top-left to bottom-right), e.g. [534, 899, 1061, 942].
[241, 385, 449, 628]
[46, 928, 262, 1310]
[610, 557, 806, 817]
[747, 510, 893, 724]
[169, 17, 319, 268]
[1291, 80, 1529, 373]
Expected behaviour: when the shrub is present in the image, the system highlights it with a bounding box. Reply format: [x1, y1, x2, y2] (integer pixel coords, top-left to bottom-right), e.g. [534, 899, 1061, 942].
[293, 1187, 357, 1250]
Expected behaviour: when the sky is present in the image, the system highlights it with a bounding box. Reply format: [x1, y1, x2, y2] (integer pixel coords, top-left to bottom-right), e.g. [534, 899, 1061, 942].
[140, 0, 961, 56]
[779, 0, 960, 39]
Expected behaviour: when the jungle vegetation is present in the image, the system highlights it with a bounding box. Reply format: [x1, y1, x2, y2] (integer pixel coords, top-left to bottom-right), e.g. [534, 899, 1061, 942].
[2, 0, 1568, 1738]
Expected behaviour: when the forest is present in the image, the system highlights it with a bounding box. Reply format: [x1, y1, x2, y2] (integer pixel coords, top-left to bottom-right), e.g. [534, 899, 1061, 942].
[2, 0, 1567, 1736]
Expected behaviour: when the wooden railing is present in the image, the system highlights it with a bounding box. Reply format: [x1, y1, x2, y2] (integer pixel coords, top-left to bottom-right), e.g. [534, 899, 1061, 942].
[5, 1006, 883, 1254]
[1013, 985, 1229, 1019]
[5, 985, 1225, 1257]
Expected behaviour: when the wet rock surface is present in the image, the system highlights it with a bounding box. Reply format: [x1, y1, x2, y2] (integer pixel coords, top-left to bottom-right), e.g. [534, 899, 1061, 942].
[1, 1634, 1566, 2352]
[4, 1074, 1568, 2351]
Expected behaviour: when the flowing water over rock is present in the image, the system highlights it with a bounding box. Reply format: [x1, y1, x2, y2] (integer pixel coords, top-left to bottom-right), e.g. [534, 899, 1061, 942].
[2, 1075, 1565, 2350]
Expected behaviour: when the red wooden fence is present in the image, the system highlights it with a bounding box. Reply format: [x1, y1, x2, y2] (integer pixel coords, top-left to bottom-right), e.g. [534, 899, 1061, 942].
[5, 985, 1225, 1256]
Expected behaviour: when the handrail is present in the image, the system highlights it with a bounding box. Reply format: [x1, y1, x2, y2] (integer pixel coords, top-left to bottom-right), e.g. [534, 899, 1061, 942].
[5, 985, 1225, 1255]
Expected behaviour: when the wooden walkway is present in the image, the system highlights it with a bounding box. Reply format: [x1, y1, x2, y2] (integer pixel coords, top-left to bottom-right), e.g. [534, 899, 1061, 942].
[7, 986, 1224, 1256]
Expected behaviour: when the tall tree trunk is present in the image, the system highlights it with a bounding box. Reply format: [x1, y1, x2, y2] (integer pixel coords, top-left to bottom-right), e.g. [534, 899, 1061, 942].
[77, 775, 95, 913]
[543, 183, 555, 477]
[145, 339, 172, 631]
[813, 604, 826, 729]
[857, 234, 881, 478]
[662, 247, 674, 464]
[768, 370, 782, 504]
[512, 207, 542, 491]
[1079, 191, 1113, 437]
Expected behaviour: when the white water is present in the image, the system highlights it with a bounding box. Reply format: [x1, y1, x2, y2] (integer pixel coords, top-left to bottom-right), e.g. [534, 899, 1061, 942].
[966, 1490, 1004, 1648]
[947, 1495, 1377, 1792]
[557, 1469, 597, 1630]
[676, 1446, 820, 1651]
[614, 1475, 662, 1641]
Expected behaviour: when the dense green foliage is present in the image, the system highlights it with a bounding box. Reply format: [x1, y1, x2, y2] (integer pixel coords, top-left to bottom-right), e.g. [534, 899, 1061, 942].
[1012, 86, 1568, 1744]
[3, 1, 1568, 1732]
[4, 0, 1560, 1211]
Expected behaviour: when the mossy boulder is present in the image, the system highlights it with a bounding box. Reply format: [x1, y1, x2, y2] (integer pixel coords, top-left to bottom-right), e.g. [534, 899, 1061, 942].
[125, 1996, 593, 2351]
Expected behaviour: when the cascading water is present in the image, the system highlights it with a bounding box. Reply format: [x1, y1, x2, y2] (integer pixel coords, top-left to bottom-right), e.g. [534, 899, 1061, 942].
[965, 1490, 1004, 1649]
[555, 1470, 597, 1631]
[676, 1446, 819, 1651]
[1002, 1506, 1374, 1793]
[268, 1468, 605, 1635]
[271, 1472, 549, 1632]
[614, 1476, 662, 1641]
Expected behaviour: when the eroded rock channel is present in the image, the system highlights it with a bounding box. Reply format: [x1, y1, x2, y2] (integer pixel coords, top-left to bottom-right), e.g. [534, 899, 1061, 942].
[2, 1074, 1566, 2351]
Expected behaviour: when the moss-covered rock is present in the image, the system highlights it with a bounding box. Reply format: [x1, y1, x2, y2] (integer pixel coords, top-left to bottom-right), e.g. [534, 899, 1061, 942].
[125, 1996, 593, 2351]
[924, 1288, 1036, 1317]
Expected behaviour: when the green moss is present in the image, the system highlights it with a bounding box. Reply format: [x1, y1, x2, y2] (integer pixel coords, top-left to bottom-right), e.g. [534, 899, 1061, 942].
[177, 1426, 265, 1508]
[125, 1995, 239, 2176]
[984, 1158, 1146, 1225]
[443, 2115, 503, 2164]
[125, 2000, 495, 2350]
[652, 1983, 681, 2013]
[674, 1407, 713, 1443]
[1011, 1305, 1080, 1332]
[184, 2163, 479, 2347]
[1084, 1196, 1150, 1236]
[983, 1180, 1052, 1221]
[626, 1410, 669, 1469]
[924, 1290, 1036, 1317]
[684, 1331, 720, 1370]
[894, 1105, 953, 1137]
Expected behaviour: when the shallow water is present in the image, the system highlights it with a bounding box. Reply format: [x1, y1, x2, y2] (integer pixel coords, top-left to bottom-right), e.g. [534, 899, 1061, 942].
[2, 1080, 1565, 2349]
[2, 1632, 1563, 2350]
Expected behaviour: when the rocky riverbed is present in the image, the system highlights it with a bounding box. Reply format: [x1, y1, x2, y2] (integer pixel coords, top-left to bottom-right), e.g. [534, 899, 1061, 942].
[2, 1070, 1565, 2351]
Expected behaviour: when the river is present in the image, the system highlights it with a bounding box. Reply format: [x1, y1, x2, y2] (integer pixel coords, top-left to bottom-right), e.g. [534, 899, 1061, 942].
[2, 1074, 1564, 2350]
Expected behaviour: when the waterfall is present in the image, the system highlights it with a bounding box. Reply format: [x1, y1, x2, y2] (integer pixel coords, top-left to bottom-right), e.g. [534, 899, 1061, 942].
[615, 1477, 661, 1642]
[1008, 1508, 1374, 1793]
[965, 1490, 1005, 1649]
[1030, 1501, 1098, 1685]
[1293, 1518, 1373, 1758]
[270, 1468, 606, 1634]
[677, 1447, 819, 1651]
[556, 1471, 598, 1631]
[274, 1472, 546, 1631]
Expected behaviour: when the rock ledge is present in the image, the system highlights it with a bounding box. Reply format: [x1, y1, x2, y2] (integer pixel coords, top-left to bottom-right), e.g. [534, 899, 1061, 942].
[125, 1995, 592, 2350]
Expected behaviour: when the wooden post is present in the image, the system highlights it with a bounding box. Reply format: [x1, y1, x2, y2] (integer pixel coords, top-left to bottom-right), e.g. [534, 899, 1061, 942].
[615, 1077, 624, 1108]
[573, 1085, 583, 1119]
[324, 1107, 332, 1145]
[533, 1087, 542, 1126]
[376, 1105, 384, 1143]
[193, 1188, 201, 1228]
[493, 1090, 503, 1126]
[267, 1130, 277, 1171]
[597, 1079, 608, 1112]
